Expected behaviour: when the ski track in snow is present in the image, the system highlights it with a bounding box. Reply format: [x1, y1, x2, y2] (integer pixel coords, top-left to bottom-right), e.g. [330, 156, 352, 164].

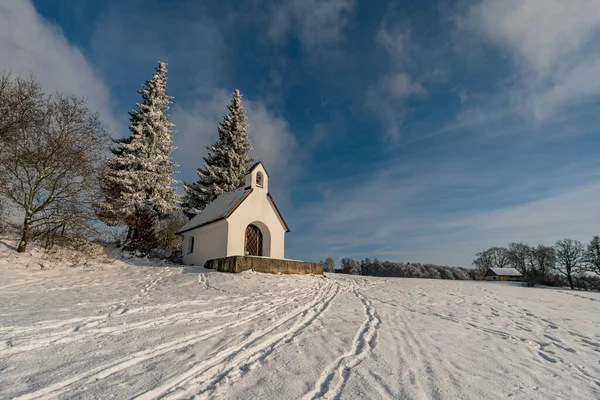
[14, 294, 301, 400]
[304, 279, 381, 400]
[2, 257, 600, 400]
[135, 281, 339, 399]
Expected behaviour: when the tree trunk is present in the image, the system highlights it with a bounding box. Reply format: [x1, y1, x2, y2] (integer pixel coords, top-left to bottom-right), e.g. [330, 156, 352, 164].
[17, 215, 31, 253]
[123, 225, 133, 247]
[568, 273, 574, 290]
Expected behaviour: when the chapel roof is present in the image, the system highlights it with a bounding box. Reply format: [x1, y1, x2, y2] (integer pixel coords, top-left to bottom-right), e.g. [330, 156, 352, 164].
[176, 165, 291, 235]
[177, 187, 252, 234]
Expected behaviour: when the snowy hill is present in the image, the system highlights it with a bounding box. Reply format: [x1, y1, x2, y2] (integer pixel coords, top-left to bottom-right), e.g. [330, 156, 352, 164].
[1, 244, 599, 399]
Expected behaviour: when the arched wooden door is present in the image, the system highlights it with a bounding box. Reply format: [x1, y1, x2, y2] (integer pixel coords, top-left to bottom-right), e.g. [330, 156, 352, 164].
[245, 224, 263, 256]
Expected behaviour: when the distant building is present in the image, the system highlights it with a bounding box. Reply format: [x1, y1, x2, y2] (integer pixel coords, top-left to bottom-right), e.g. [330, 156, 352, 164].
[484, 268, 523, 281]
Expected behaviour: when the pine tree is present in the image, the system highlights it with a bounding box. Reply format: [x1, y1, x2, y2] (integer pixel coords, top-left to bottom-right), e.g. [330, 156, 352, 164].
[128, 207, 158, 254]
[97, 61, 179, 247]
[182, 89, 254, 218]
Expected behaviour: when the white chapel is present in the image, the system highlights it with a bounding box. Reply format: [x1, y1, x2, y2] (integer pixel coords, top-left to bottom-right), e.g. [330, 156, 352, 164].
[177, 162, 290, 266]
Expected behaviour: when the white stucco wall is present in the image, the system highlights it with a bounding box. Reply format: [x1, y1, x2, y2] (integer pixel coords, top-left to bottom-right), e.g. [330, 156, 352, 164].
[229, 164, 286, 259]
[226, 191, 286, 259]
[181, 219, 228, 266]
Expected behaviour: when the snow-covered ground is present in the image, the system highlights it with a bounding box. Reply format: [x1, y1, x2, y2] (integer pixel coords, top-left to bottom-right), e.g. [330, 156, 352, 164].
[1, 245, 599, 399]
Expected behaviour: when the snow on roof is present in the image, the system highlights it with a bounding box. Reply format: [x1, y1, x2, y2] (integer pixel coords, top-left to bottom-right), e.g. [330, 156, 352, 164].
[177, 187, 252, 234]
[247, 161, 269, 177]
[488, 268, 523, 277]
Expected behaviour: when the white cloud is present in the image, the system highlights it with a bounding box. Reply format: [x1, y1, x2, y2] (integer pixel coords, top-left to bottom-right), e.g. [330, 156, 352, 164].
[172, 89, 298, 197]
[0, 0, 117, 133]
[432, 180, 600, 266]
[292, 157, 600, 266]
[266, 0, 354, 49]
[383, 73, 425, 99]
[461, 0, 600, 76]
[367, 20, 426, 143]
[375, 20, 412, 65]
[246, 101, 298, 180]
[457, 0, 600, 121]
[448, 182, 600, 233]
[531, 55, 600, 120]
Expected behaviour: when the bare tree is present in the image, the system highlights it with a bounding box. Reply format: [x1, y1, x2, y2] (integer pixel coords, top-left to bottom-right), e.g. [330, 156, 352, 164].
[341, 257, 360, 275]
[490, 247, 510, 268]
[155, 212, 187, 250]
[323, 257, 336, 273]
[0, 73, 109, 252]
[507, 242, 529, 275]
[555, 239, 585, 290]
[472, 249, 493, 276]
[472, 246, 510, 277]
[585, 235, 600, 276]
[0, 72, 44, 144]
[532, 245, 555, 281]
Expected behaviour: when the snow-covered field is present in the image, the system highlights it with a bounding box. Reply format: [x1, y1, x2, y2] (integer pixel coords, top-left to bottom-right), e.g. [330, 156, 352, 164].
[1, 247, 599, 399]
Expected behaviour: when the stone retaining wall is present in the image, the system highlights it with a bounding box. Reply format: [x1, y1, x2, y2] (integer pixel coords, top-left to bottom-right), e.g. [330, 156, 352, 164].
[204, 256, 323, 275]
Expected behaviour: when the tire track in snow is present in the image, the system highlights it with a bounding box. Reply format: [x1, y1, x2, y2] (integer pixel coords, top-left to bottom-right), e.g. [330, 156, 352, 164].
[1, 274, 309, 356]
[0, 277, 45, 291]
[0, 289, 298, 357]
[401, 314, 455, 399]
[194, 280, 339, 399]
[1, 268, 177, 354]
[133, 280, 338, 399]
[1, 300, 202, 337]
[0, 294, 265, 337]
[13, 286, 310, 400]
[388, 302, 429, 398]
[304, 280, 381, 400]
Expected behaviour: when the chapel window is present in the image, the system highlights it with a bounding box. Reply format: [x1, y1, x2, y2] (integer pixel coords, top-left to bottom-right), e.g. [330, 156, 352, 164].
[188, 236, 194, 254]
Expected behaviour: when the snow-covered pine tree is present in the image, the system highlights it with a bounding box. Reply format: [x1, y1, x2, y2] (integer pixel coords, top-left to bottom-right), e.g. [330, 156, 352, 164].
[97, 61, 179, 247]
[182, 89, 254, 218]
[96, 136, 134, 228]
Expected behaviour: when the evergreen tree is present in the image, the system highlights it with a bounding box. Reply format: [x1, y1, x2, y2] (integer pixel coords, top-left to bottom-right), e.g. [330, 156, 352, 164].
[182, 89, 254, 218]
[97, 61, 178, 247]
[128, 208, 158, 254]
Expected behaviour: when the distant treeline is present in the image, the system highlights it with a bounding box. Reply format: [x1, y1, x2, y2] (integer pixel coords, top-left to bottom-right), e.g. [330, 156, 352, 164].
[321, 257, 474, 280]
[320, 238, 600, 291]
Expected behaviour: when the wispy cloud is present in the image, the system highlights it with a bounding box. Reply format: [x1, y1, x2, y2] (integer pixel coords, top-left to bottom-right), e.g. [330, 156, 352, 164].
[455, 0, 600, 122]
[366, 12, 434, 143]
[265, 0, 355, 50]
[289, 153, 600, 266]
[0, 0, 117, 132]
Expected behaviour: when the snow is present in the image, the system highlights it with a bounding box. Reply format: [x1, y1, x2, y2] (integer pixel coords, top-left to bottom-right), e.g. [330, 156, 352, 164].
[178, 187, 251, 233]
[1, 245, 599, 399]
[488, 267, 523, 276]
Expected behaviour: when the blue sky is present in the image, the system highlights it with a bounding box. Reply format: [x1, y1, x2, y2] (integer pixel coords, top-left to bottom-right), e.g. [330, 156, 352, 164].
[2, 0, 600, 266]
